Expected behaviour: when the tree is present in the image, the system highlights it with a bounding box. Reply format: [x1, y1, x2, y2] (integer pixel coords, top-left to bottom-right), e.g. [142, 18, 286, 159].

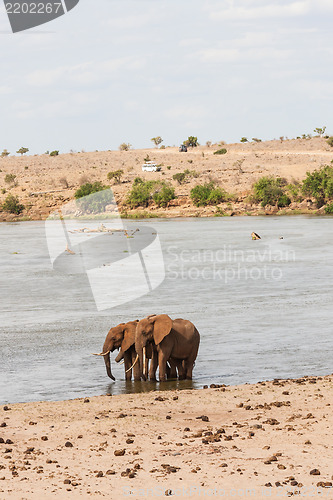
[314, 126, 326, 137]
[107, 169, 124, 184]
[151, 136, 163, 147]
[119, 143, 131, 151]
[2, 194, 24, 214]
[185, 136, 198, 148]
[1, 149, 10, 157]
[17, 147, 29, 155]
[50, 150, 59, 156]
[240, 137, 248, 143]
[327, 137, 333, 147]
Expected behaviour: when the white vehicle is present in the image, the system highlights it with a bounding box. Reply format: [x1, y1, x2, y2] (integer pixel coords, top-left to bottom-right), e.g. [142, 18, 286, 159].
[141, 161, 161, 172]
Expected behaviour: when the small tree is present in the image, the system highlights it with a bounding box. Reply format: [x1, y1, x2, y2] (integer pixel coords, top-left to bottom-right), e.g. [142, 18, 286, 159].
[327, 137, 333, 147]
[119, 143, 131, 151]
[107, 169, 123, 184]
[314, 126, 326, 137]
[252, 138, 262, 143]
[1, 149, 10, 157]
[151, 136, 163, 147]
[17, 147, 29, 156]
[50, 150, 59, 156]
[186, 136, 198, 147]
[5, 174, 17, 186]
[240, 137, 248, 143]
[173, 173, 186, 184]
[2, 194, 24, 214]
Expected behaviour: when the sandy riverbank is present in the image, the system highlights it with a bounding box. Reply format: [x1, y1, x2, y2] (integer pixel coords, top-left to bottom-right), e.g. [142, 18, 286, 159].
[1, 137, 333, 221]
[1, 374, 333, 499]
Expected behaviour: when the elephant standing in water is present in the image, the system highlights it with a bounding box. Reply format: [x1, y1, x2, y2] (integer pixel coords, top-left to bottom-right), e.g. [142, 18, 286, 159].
[93, 321, 141, 381]
[134, 314, 200, 382]
[94, 320, 159, 381]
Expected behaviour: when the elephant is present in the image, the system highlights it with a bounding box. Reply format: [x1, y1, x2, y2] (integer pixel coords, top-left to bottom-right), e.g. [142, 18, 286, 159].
[93, 320, 141, 381]
[134, 314, 200, 382]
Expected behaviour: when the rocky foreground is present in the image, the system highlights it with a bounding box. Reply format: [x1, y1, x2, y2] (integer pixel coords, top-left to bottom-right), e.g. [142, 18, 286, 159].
[1, 374, 333, 499]
[1, 137, 333, 221]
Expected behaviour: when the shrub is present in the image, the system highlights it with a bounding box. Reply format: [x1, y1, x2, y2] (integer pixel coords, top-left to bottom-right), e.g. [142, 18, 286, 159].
[17, 147, 29, 155]
[50, 150, 59, 156]
[327, 137, 333, 147]
[2, 194, 24, 214]
[119, 143, 131, 151]
[167, 165, 171, 170]
[190, 182, 228, 206]
[1, 149, 10, 157]
[325, 202, 333, 214]
[253, 176, 286, 207]
[286, 182, 302, 202]
[252, 138, 262, 143]
[74, 182, 112, 213]
[214, 148, 227, 155]
[151, 136, 163, 147]
[277, 194, 291, 208]
[59, 177, 69, 189]
[127, 179, 175, 208]
[184, 169, 199, 178]
[184, 136, 198, 147]
[240, 137, 248, 143]
[107, 169, 123, 184]
[314, 127, 326, 137]
[173, 173, 186, 184]
[302, 165, 333, 206]
[153, 183, 175, 207]
[5, 174, 17, 186]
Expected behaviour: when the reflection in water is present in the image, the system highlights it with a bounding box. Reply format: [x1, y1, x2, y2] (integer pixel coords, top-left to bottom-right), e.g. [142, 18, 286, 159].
[0, 216, 333, 404]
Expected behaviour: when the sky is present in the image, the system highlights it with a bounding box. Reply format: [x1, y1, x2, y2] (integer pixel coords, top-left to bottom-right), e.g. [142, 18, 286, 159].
[0, 0, 333, 154]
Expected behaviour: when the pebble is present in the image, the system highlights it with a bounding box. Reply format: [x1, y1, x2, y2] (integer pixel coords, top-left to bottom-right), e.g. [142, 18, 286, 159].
[65, 441, 73, 448]
[114, 449, 125, 456]
[310, 469, 320, 475]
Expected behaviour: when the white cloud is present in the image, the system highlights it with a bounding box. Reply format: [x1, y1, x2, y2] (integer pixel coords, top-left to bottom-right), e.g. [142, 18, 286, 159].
[208, 1, 310, 20]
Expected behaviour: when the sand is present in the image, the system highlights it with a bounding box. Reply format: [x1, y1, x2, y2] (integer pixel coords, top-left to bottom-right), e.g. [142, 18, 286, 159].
[1, 374, 333, 499]
[1, 137, 333, 221]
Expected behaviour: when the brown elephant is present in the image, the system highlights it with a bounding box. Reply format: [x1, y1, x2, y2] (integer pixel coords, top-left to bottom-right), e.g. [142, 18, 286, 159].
[134, 314, 200, 382]
[93, 321, 140, 381]
[94, 320, 160, 381]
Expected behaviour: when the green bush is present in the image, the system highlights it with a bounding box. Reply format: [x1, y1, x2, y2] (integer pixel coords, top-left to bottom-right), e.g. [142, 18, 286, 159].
[253, 176, 286, 207]
[213, 148, 227, 155]
[327, 137, 333, 147]
[107, 169, 123, 184]
[153, 183, 175, 207]
[50, 150, 59, 156]
[184, 136, 198, 147]
[302, 165, 333, 206]
[325, 202, 333, 214]
[2, 194, 24, 214]
[286, 183, 302, 201]
[240, 137, 248, 143]
[1, 149, 10, 157]
[190, 182, 228, 206]
[126, 178, 175, 208]
[119, 143, 131, 151]
[277, 194, 291, 208]
[74, 182, 112, 213]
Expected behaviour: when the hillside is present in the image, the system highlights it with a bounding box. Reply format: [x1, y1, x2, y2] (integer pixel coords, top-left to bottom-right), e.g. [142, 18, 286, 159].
[1, 137, 333, 221]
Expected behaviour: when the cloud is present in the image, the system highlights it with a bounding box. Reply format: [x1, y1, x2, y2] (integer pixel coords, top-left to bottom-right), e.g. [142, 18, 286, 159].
[207, 1, 310, 21]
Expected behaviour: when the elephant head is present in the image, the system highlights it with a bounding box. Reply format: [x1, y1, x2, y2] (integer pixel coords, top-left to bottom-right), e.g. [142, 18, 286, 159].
[135, 314, 172, 380]
[96, 320, 138, 380]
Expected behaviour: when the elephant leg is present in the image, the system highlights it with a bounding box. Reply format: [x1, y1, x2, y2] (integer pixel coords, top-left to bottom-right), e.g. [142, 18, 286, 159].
[158, 351, 168, 382]
[124, 351, 133, 381]
[185, 344, 199, 380]
[149, 349, 158, 381]
[131, 348, 141, 381]
[176, 359, 186, 380]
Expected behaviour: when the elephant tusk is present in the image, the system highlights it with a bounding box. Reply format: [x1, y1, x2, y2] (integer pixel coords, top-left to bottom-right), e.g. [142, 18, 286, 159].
[92, 350, 111, 356]
[143, 346, 146, 377]
[125, 354, 139, 373]
[119, 360, 125, 365]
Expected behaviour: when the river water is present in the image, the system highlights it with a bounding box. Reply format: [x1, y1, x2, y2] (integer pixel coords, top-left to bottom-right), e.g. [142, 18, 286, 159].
[0, 216, 332, 404]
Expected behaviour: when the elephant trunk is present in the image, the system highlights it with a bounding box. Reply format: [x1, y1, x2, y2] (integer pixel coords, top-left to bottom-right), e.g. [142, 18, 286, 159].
[115, 350, 124, 363]
[103, 341, 115, 381]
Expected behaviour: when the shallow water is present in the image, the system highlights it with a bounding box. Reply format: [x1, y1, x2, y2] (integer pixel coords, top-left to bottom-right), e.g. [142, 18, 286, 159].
[0, 216, 332, 404]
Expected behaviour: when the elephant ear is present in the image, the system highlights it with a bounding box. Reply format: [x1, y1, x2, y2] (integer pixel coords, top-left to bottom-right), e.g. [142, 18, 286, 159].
[153, 314, 173, 345]
[121, 322, 136, 352]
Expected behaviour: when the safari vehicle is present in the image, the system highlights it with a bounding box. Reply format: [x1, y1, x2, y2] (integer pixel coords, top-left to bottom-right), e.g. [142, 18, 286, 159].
[141, 161, 161, 172]
[179, 144, 187, 152]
